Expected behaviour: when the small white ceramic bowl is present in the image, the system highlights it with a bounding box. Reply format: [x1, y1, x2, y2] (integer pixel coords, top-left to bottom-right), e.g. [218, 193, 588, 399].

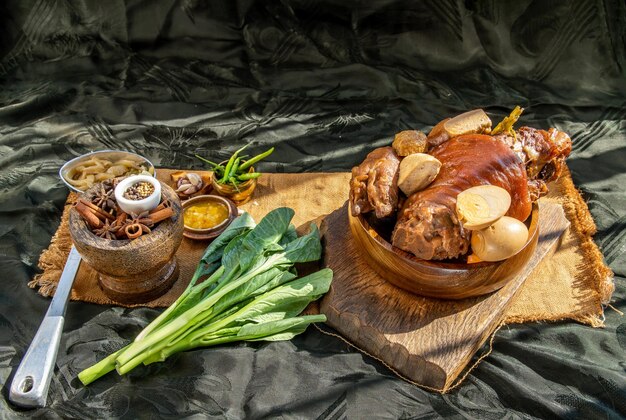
[115, 175, 162, 214]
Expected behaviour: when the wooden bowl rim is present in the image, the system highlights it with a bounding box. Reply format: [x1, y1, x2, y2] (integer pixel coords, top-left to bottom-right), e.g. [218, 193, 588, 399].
[210, 160, 256, 191]
[181, 194, 238, 240]
[352, 203, 539, 271]
[69, 181, 182, 251]
[59, 149, 156, 193]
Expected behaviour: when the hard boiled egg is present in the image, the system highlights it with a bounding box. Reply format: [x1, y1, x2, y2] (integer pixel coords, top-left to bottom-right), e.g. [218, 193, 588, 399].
[470, 216, 529, 262]
[456, 185, 511, 230]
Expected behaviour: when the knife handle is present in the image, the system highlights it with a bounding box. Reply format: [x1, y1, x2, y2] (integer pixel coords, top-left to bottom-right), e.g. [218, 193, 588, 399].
[9, 316, 64, 408]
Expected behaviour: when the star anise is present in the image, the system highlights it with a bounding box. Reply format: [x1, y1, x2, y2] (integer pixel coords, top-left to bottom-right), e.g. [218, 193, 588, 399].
[129, 211, 154, 227]
[102, 178, 120, 192]
[93, 219, 122, 240]
[91, 183, 116, 213]
[123, 211, 154, 239]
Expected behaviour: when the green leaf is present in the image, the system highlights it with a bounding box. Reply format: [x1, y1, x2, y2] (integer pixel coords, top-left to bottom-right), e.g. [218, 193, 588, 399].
[228, 269, 333, 326]
[200, 212, 256, 267]
[283, 223, 322, 263]
[209, 268, 296, 318]
[238, 314, 326, 340]
[238, 208, 295, 271]
[183, 268, 332, 343]
[279, 224, 298, 247]
[156, 271, 329, 360]
[221, 231, 250, 274]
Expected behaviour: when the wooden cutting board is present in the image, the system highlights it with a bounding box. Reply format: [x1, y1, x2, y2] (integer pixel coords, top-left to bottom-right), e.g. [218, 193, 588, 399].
[319, 200, 569, 392]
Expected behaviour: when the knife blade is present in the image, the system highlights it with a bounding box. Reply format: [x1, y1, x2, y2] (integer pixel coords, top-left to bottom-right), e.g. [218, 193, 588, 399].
[9, 246, 82, 408]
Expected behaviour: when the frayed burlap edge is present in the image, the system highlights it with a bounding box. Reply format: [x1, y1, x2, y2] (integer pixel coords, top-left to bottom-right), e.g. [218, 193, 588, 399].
[29, 193, 77, 297]
[503, 166, 614, 328]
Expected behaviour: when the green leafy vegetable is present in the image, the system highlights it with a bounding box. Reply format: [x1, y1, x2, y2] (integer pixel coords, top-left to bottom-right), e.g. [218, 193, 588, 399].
[77, 207, 332, 385]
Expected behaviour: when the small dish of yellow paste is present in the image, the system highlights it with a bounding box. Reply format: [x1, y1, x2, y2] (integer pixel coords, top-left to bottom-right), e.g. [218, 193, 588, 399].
[181, 194, 236, 240]
[184, 200, 230, 230]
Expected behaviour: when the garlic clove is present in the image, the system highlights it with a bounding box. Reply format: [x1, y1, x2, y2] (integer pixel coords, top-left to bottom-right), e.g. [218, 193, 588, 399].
[176, 182, 191, 193]
[185, 185, 198, 195]
[175, 172, 204, 196]
[470, 216, 528, 261]
[456, 185, 511, 230]
[398, 153, 442, 196]
[187, 172, 203, 187]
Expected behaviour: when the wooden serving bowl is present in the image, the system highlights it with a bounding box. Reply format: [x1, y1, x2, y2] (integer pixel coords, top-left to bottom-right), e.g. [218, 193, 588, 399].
[348, 203, 539, 300]
[69, 182, 184, 304]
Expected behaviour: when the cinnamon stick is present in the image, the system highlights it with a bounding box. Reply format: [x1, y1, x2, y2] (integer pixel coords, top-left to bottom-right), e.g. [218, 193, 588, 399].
[150, 199, 172, 214]
[113, 212, 129, 239]
[125, 224, 144, 240]
[115, 211, 128, 226]
[150, 202, 166, 214]
[74, 201, 102, 228]
[148, 207, 174, 224]
[78, 198, 115, 221]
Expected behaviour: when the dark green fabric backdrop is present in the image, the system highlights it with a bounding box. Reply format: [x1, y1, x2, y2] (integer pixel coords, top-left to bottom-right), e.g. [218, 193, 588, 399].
[1, 0, 625, 418]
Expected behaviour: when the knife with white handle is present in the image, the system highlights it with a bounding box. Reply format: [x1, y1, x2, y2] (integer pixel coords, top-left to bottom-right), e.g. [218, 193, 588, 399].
[9, 246, 82, 408]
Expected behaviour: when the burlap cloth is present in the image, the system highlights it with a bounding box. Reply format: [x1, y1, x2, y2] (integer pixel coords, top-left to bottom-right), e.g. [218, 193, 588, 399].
[30, 168, 614, 328]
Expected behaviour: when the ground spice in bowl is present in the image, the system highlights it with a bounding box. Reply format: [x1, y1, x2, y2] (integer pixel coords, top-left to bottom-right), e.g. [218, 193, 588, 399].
[124, 181, 155, 200]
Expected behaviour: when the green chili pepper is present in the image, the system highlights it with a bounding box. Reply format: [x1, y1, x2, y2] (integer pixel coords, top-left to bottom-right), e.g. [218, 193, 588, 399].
[238, 147, 274, 172]
[221, 156, 236, 184]
[195, 154, 224, 171]
[220, 145, 248, 184]
[237, 172, 262, 181]
[229, 177, 241, 192]
[229, 157, 241, 181]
